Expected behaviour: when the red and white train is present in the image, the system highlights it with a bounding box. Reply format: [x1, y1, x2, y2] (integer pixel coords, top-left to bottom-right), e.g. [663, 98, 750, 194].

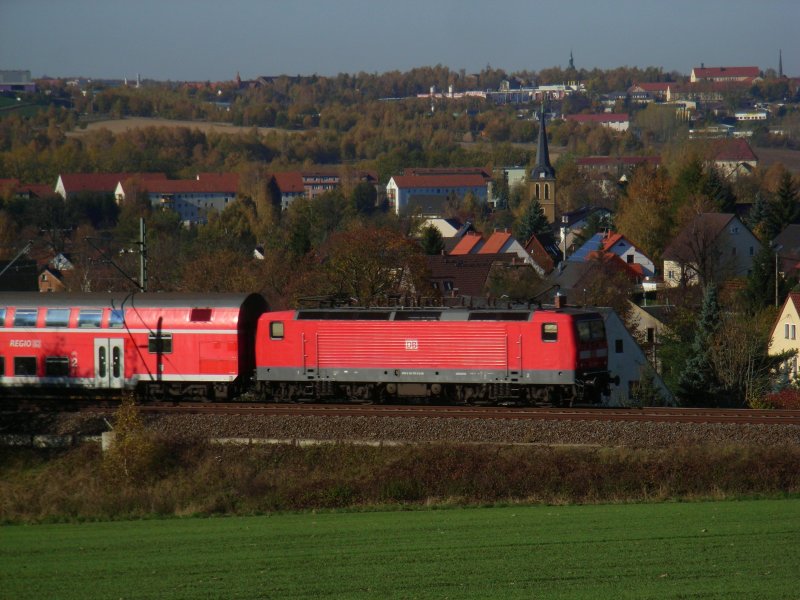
[0, 292, 610, 405]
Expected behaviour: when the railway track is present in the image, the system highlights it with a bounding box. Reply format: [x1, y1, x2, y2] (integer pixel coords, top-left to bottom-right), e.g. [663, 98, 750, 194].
[7, 398, 800, 426]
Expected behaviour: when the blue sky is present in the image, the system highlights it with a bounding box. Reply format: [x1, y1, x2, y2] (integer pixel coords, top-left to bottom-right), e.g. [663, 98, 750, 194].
[1, 0, 797, 81]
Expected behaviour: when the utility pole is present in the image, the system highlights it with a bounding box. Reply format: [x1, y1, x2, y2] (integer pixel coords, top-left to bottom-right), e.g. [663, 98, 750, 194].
[138, 217, 147, 292]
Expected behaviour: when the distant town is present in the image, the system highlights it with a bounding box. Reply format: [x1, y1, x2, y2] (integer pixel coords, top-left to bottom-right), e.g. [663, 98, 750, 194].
[0, 55, 799, 407]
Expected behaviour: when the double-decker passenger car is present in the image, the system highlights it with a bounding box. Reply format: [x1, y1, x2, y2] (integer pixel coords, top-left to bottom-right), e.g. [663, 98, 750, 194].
[0, 292, 268, 399]
[255, 307, 610, 405]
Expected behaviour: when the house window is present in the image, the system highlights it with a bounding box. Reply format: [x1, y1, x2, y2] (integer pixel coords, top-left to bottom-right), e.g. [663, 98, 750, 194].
[668, 270, 675, 280]
[786, 324, 791, 339]
[647, 328, 655, 343]
[627, 255, 634, 264]
[443, 281, 454, 291]
[749, 246, 754, 256]
[270, 321, 284, 340]
[792, 325, 796, 340]
[730, 226, 739, 234]
[542, 323, 558, 342]
[148, 333, 173, 354]
[732, 247, 737, 256]
[615, 339, 624, 353]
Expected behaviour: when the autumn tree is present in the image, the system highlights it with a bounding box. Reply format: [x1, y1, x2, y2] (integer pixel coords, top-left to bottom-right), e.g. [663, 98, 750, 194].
[313, 223, 430, 306]
[614, 164, 673, 262]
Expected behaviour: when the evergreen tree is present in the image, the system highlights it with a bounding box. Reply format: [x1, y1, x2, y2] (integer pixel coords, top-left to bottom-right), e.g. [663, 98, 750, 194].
[701, 166, 736, 213]
[630, 365, 667, 407]
[746, 191, 771, 240]
[742, 243, 779, 312]
[767, 171, 800, 238]
[677, 284, 723, 406]
[514, 198, 550, 241]
[419, 225, 445, 255]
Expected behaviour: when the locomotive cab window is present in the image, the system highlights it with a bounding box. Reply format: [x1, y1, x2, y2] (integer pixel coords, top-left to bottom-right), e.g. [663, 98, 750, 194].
[77, 310, 102, 328]
[542, 322, 558, 342]
[45, 357, 70, 377]
[13, 309, 38, 327]
[148, 333, 173, 354]
[45, 308, 70, 327]
[14, 356, 36, 376]
[270, 321, 284, 340]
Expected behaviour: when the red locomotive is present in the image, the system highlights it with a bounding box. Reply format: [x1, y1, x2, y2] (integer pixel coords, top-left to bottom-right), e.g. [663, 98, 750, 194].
[0, 293, 609, 405]
[0, 292, 268, 400]
[255, 307, 609, 405]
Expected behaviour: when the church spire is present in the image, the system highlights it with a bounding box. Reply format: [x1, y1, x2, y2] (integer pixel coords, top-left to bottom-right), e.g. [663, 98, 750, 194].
[531, 99, 555, 179]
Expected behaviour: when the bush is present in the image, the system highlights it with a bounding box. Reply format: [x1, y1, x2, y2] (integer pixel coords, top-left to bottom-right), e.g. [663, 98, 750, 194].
[762, 389, 800, 409]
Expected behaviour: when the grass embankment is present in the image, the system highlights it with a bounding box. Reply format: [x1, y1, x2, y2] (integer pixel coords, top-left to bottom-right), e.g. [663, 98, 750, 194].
[2, 500, 799, 599]
[2, 441, 799, 523]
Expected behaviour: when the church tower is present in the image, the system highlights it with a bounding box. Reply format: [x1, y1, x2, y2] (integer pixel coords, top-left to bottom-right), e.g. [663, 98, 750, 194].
[528, 99, 557, 223]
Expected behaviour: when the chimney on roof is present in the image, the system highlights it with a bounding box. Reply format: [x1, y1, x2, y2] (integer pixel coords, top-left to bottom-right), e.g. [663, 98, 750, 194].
[555, 292, 567, 309]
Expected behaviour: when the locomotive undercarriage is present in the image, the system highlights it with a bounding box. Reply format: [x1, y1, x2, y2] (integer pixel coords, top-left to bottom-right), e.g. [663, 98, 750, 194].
[261, 380, 587, 407]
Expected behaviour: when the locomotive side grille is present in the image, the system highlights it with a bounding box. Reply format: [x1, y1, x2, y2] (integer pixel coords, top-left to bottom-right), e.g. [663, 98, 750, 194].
[315, 323, 509, 370]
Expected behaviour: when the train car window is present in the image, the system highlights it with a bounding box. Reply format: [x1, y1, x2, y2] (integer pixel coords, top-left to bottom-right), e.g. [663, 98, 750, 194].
[45, 308, 70, 327]
[0, 308, 6, 326]
[542, 323, 558, 342]
[13, 309, 38, 327]
[190, 308, 212, 322]
[148, 333, 173, 354]
[45, 357, 70, 377]
[77, 310, 102, 328]
[14, 356, 36, 376]
[270, 321, 284, 340]
[109, 310, 125, 328]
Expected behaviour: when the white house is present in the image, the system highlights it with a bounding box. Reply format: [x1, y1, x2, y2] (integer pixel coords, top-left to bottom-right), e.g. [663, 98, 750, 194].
[386, 173, 489, 215]
[598, 308, 674, 406]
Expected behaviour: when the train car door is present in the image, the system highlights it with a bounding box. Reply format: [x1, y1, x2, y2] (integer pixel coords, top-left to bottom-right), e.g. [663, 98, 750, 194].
[94, 338, 124, 389]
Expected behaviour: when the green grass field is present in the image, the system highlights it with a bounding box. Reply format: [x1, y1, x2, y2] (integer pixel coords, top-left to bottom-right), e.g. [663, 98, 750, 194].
[2, 499, 799, 599]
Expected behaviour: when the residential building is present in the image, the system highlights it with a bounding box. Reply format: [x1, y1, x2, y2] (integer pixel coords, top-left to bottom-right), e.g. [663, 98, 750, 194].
[710, 138, 758, 178]
[662, 213, 760, 287]
[769, 293, 800, 380]
[558, 206, 613, 256]
[386, 172, 489, 216]
[115, 173, 240, 224]
[425, 253, 516, 302]
[597, 308, 674, 406]
[270, 170, 380, 210]
[569, 231, 655, 278]
[690, 66, 760, 83]
[56, 172, 167, 201]
[565, 113, 630, 132]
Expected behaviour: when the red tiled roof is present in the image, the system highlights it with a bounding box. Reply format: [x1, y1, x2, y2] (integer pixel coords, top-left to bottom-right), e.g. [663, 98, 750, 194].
[692, 66, 759, 80]
[450, 233, 484, 255]
[272, 172, 305, 193]
[196, 172, 240, 189]
[631, 82, 673, 92]
[478, 231, 512, 254]
[143, 176, 238, 194]
[19, 183, 56, 198]
[566, 113, 629, 123]
[391, 174, 490, 189]
[575, 156, 661, 167]
[59, 172, 166, 193]
[406, 167, 491, 179]
[713, 138, 758, 162]
[601, 232, 625, 252]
